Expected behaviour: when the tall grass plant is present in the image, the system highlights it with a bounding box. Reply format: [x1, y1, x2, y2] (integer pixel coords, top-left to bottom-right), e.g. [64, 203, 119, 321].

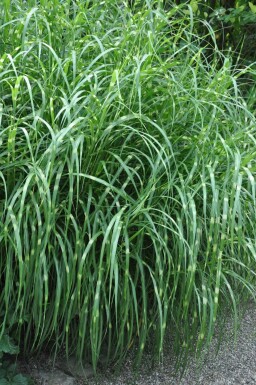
[0, 0, 256, 371]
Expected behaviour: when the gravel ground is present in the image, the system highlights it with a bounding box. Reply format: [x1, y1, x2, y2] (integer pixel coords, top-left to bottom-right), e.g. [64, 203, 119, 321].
[26, 303, 256, 385]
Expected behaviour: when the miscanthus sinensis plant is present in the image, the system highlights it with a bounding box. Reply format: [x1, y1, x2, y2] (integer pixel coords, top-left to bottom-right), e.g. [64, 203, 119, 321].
[0, 0, 256, 371]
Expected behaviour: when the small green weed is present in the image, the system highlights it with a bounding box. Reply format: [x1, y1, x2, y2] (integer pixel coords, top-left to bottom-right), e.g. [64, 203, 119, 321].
[0, 335, 32, 385]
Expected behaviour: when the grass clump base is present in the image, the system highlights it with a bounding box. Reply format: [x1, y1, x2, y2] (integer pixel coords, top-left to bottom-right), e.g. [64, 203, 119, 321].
[0, 0, 256, 372]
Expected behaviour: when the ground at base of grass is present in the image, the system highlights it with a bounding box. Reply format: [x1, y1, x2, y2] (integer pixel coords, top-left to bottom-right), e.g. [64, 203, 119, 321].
[18, 303, 256, 385]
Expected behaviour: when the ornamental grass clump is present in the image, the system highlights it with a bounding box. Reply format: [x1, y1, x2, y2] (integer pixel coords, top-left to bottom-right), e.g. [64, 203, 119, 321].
[0, 0, 256, 371]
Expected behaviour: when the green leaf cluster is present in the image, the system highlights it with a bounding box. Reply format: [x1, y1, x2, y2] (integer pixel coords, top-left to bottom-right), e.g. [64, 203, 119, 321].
[0, 336, 32, 385]
[212, 4, 256, 25]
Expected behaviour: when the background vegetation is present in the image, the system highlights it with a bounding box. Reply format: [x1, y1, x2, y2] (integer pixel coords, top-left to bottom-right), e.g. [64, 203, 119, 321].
[130, 0, 256, 63]
[0, 0, 256, 376]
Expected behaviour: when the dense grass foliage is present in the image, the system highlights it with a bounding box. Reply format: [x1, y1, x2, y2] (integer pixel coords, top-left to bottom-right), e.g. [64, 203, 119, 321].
[0, 0, 256, 371]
